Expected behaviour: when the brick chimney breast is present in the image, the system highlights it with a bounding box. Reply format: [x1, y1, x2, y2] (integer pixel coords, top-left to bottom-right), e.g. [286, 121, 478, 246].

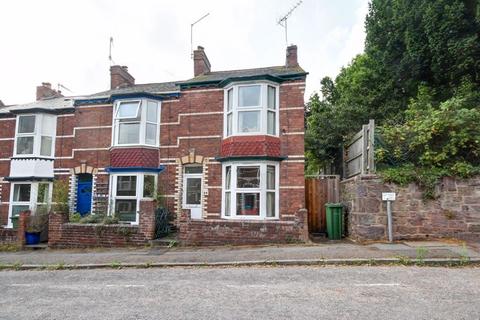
[36, 82, 63, 100]
[193, 46, 211, 77]
[110, 65, 135, 89]
[286, 45, 298, 68]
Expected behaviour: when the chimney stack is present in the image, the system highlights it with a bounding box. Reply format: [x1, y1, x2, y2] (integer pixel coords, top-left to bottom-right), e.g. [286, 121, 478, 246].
[286, 45, 298, 68]
[110, 65, 135, 89]
[36, 82, 63, 101]
[193, 46, 211, 77]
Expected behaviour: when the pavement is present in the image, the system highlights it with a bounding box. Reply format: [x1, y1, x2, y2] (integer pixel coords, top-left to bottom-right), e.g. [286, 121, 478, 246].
[1, 266, 480, 319]
[0, 239, 479, 269]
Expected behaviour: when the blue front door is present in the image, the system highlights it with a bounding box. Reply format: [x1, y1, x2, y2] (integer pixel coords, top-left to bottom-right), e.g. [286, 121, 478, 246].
[76, 176, 92, 216]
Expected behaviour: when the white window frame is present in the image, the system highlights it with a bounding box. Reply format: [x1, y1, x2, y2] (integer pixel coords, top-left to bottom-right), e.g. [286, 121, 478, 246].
[7, 181, 53, 228]
[182, 166, 203, 209]
[108, 173, 157, 225]
[223, 82, 280, 138]
[13, 113, 57, 158]
[112, 99, 161, 147]
[221, 161, 279, 220]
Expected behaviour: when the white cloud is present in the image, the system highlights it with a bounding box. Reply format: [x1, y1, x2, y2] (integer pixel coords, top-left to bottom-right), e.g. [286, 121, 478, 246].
[0, 0, 369, 104]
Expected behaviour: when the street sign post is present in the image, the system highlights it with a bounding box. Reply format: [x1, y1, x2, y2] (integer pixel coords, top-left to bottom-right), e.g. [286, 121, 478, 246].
[382, 192, 396, 242]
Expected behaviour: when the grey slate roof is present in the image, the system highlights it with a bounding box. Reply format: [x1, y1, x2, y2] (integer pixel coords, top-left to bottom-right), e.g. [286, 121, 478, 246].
[88, 81, 179, 98]
[0, 97, 74, 114]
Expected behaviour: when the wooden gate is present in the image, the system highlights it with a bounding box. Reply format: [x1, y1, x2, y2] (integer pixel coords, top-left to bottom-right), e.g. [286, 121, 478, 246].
[305, 175, 340, 234]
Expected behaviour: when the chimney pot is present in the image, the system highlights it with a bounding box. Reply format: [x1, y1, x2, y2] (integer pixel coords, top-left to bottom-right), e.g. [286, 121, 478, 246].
[110, 65, 135, 89]
[36, 82, 63, 100]
[286, 45, 299, 68]
[193, 46, 211, 77]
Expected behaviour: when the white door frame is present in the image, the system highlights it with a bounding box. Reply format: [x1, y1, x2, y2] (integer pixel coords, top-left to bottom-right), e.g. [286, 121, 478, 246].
[182, 172, 203, 220]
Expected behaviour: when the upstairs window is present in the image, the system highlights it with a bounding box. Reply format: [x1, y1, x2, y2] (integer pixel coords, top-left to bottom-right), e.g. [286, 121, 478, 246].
[224, 83, 279, 137]
[113, 99, 160, 147]
[15, 114, 56, 157]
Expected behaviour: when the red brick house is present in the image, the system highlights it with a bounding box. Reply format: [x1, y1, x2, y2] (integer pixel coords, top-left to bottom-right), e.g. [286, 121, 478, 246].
[0, 45, 308, 245]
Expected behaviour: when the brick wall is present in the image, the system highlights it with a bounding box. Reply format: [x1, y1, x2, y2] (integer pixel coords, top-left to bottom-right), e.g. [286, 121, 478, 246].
[0, 228, 17, 244]
[48, 200, 157, 248]
[341, 175, 480, 242]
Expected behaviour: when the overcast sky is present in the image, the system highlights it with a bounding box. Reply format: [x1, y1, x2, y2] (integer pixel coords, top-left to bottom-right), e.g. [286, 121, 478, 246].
[0, 0, 368, 105]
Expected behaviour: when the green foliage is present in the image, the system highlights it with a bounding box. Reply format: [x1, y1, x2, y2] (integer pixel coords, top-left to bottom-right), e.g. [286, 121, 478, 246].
[69, 212, 82, 223]
[79, 214, 105, 224]
[52, 179, 70, 213]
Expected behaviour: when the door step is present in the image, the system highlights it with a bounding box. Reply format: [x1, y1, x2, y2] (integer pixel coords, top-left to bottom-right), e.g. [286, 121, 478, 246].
[24, 243, 48, 250]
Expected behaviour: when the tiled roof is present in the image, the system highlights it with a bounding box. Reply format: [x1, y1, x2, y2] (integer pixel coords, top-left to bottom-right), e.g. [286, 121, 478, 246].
[88, 81, 179, 98]
[0, 97, 75, 114]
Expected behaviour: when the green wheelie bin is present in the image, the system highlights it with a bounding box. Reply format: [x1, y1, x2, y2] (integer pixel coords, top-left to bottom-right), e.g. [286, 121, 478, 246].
[325, 203, 344, 240]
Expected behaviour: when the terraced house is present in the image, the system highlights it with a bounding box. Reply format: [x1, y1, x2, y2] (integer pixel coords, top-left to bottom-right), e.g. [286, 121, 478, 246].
[0, 45, 308, 246]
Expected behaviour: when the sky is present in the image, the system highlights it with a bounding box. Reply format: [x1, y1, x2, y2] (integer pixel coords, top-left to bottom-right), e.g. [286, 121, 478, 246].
[0, 0, 369, 105]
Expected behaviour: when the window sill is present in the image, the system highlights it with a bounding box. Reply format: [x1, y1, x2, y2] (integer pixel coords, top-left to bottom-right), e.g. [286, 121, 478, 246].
[110, 144, 159, 150]
[10, 156, 54, 161]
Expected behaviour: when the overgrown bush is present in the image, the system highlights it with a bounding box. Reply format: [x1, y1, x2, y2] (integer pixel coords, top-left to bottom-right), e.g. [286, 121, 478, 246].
[52, 179, 70, 212]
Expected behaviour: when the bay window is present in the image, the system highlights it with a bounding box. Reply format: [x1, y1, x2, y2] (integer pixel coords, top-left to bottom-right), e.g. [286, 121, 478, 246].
[109, 173, 157, 224]
[8, 182, 53, 228]
[113, 99, 160, 147]
[222, 162, 279, 219]
[14, 114, 56, 157]
[224, 83, 279, 137]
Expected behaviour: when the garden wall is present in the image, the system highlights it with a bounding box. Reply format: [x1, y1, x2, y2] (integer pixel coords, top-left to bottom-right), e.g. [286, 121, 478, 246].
[341, 175, 480, 242]
[48, 200, 156, 248]
[178, 209, 309, 246]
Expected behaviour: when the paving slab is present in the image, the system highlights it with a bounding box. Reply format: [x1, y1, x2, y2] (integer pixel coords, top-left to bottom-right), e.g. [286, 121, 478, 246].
[403, 241, 459, 248]
[368, 243, 411, 250]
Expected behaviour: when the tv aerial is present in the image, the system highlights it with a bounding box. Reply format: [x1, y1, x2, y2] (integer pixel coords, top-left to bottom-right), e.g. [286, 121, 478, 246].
[277, 1, 303, 46]
[190, 13, 210, 59]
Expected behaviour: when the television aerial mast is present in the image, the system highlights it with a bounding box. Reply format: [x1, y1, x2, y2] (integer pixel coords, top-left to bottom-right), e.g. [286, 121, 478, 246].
[109, 36, 115, 66]
[277, 1, 303, 46]
[190, 13, 210, 59]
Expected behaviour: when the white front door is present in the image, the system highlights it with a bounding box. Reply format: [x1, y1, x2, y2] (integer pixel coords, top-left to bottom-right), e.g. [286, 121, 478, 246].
[183, 167, 203, 219]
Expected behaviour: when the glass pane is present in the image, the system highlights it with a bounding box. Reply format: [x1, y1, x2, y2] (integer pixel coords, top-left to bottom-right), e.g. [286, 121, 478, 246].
[12, 205, 30, 217]
[116, 176, 137, 196]
[115, 199, 137, 222]
[147, 101, 158, 122]
[268, 86, 276, 109]
[118, 122, 140, 144]
[117, 101, 140, 118]
[185, 177, 201, 205]
[227, 89, 233, 111]
[237, 167, 260, 188]
[267, 165, 275, 190]
[238, 85, 260, 107]
[267, 192, 275, 217]
[224, 192, 231, 216]
[267, 111, 276, 135]
[238, 111, 260, 133]
[37, 183, 50, 203]
[145, 123, 157, 145]
[41, 115, 56, 135]
[227, 113, 232, 136]
[143, 175, 155, 198]
[18, 115, 35, 133]
[225, 166, 231, 189]
[40, 136, 52, 156]
[236, 193, 260, 216]
[184, 166, 203, 174]
[16, 136, 34, 154]
[14, 184, 31, 202]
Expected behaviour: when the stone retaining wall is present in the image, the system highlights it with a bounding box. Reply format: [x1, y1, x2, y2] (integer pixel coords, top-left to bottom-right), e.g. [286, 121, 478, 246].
[341, 175, 480, 242]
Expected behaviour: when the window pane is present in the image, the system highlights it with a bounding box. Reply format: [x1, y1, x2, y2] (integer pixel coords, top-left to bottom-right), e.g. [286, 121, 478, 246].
[224, 192, 231, 216]
[267, 165, 275, 190]
[143, 175, 155, 198]
[41, 115, 56, 135]
[118, 122, 140, 144]
[226, 113, 232, 136]
[14, 184, 31, 202]
[18, 115, 35, 133]
[12, 205, 30, 217]
[227, 89, 233, 111]
[40, 136, 52, 156]
[237, 167, 260, 188]
[238, 111, 260, 133]
[267, 192, 275, 217]
[185, 177, 201, 205]
[225, 166, 231, 189]
[147, 101, 158, 122]
[37, 183, 50, 203]
[145, 123, 157, 145]
[236, 193, 260, 216]
[184, 166, 203, 174]
[268, 86, 276, 109]
[117, 101, 140, 118]
[16, 136, 34, 154]
[115, 199, 137, 222]
[116, 176, 137, 196]
[238, 85, 260, 107]
[267, 111, 276, 135]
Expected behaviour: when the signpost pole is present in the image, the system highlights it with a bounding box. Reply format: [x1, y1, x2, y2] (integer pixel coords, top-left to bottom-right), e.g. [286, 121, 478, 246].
[387, 200, 393, 242]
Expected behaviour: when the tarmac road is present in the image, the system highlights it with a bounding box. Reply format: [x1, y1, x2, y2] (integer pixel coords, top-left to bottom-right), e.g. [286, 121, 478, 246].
[0, 266, 479, 320]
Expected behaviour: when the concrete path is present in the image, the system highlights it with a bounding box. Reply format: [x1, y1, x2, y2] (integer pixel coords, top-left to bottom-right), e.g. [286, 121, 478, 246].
[0, 239, 479, 267]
